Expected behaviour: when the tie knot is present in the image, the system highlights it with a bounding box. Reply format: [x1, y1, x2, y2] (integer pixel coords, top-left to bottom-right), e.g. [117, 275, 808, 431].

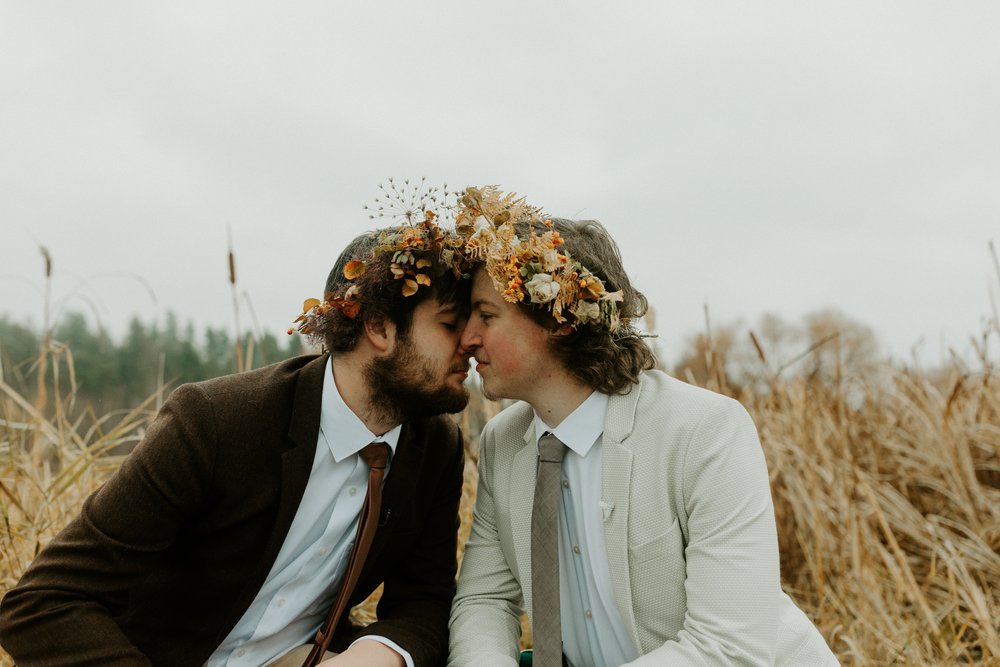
[537, 433, 567, 463]
[360, 442, 391, 469]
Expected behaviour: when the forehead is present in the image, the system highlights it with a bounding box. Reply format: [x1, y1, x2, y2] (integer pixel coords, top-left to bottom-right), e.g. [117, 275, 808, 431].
[470, 270, 549, 332]
[414, 296, 460, 319]
[471, 271, 505, 305]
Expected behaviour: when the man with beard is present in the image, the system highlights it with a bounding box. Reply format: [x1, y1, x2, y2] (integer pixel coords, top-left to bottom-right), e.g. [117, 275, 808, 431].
[0, 221, 472, 667]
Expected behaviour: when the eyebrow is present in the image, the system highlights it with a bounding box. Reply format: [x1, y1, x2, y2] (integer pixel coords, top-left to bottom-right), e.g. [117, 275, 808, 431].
[436, 302, 459, 315]
[470, 299, 493, 311]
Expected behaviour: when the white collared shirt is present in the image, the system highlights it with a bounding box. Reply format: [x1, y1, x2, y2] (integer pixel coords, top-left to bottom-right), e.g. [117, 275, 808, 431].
[532, 392, 639, 667]
[208, 359, 412, 667]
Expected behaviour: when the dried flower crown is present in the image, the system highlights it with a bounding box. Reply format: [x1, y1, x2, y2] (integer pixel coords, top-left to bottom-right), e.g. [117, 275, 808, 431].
[290, 180, 628, 336]
[456, 185, 626, 332]
[290, 179, 469, 335]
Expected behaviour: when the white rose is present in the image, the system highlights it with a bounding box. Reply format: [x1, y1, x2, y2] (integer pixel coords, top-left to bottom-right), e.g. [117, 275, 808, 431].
[524, 273, 561, 304]
[473, 215, 491, 233]
[573, 300, 601, 324]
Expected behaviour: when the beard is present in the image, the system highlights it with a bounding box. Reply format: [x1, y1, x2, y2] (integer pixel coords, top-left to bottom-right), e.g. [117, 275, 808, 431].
[363, 336, 470, 424]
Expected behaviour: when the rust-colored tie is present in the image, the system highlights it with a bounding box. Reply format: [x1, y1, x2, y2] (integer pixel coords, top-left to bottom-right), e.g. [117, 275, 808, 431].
[302, 442, 391, 667]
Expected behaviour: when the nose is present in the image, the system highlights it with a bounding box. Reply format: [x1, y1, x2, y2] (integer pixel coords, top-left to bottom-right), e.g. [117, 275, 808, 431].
[459, 319, 481, 354]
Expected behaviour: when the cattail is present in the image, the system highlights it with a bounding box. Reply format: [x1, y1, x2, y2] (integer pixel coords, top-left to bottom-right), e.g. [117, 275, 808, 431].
[40, 246, 52, 278]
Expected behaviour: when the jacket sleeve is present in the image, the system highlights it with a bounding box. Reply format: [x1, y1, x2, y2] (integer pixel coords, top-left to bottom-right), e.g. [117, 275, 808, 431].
[624, 398, 787, 666]
[0, 384, 217, 666]
[447, 421, 523, 667]
[354, 420, 467, 667]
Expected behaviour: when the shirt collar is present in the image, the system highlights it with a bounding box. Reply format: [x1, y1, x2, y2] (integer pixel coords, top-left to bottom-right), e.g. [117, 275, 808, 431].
[532, 391, 608, 457]
[319, 357, 402, 462]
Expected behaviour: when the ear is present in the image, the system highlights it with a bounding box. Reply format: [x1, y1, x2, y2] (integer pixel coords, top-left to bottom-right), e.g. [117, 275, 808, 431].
[363, 317, 397, 353]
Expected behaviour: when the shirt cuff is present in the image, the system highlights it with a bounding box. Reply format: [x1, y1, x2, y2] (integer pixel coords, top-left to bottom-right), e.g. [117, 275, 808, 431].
[349, 635, 415, 667]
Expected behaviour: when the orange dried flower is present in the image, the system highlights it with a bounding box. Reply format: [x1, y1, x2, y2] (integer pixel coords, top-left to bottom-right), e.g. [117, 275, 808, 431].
[343, 260, 366, 280]
[341, 300, 361, 319]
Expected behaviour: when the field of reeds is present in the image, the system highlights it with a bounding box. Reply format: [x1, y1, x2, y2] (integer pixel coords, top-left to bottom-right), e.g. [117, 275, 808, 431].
[2, 327, 1000, 665]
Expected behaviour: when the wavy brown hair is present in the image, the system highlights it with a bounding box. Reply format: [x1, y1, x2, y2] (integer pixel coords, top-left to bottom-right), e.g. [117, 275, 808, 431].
[311, 229, 470, 354]
[514, 218, 655, 394]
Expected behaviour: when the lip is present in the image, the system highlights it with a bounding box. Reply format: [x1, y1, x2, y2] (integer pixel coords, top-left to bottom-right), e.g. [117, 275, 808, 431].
[475, 361, 489, 373]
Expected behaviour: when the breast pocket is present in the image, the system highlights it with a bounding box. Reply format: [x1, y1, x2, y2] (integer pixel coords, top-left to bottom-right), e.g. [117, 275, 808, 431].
[628, 517, 687, 640]
[628, 517, 683, 565]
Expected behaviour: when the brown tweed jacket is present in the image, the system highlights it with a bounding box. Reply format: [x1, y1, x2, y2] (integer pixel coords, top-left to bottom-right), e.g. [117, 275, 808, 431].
[0, 354, 465, 667]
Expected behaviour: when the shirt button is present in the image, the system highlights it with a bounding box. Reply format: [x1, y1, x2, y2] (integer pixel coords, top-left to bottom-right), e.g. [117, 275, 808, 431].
[276, 598, 286, 608]
[236, 648, 246, 657]
[562, 479, 570, 489]
[572, 544, 581, 555]
[349, 487, 357, 496]
[318, 546, 329, 556]
[585, 609, 593, 618]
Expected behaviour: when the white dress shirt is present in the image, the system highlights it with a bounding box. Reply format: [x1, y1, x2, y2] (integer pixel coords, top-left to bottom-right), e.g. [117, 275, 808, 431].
[208, 359, 413, 667]
[532, 391, 639, 667]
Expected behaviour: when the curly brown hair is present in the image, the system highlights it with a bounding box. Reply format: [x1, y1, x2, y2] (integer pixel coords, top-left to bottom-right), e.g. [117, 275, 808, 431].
[513, 218, 656, 394]
[310, 229, 470, 354]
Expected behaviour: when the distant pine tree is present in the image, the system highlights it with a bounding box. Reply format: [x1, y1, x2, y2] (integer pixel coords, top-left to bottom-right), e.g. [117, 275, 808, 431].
[0, 312, 304, 416]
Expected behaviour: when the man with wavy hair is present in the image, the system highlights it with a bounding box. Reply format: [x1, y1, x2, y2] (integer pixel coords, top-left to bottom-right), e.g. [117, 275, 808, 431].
[1, 222, 471, 667]
[448, 188, 838, 666]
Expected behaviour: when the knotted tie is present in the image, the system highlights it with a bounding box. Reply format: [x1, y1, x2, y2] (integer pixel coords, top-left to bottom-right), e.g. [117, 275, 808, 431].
[302, 442, 391, 667]
[531, 433, 567, 667]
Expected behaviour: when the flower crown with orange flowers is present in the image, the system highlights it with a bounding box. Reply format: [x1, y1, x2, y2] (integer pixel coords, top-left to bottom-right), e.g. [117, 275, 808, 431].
[455, 185, 626, 333]
[290, 179, 470, 336]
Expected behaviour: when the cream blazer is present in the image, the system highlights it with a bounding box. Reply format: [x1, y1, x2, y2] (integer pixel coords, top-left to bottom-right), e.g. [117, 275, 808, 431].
[449, 370, 838, 666]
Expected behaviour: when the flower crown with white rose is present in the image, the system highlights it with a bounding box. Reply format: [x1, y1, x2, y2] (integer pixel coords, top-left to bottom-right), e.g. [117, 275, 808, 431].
[455, 185, 627, 333]
[290, 181, 630, 337]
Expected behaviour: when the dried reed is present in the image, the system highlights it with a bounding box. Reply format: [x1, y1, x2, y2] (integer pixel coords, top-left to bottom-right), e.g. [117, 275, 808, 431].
[2, 345, 998, 664]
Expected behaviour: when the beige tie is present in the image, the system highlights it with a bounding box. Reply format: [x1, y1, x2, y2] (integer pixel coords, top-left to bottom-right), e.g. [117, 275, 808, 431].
[531, 433, 567, 667]
[302, 442, 391, 667]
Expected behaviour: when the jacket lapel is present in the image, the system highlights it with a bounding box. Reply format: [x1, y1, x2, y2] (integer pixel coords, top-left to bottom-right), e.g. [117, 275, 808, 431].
[509, 421, 538, 615]
[223, 354, 327, 638]
[602, 378, 645, 651]
[264, 354, 329, 564]
[257, 355, 327, 571]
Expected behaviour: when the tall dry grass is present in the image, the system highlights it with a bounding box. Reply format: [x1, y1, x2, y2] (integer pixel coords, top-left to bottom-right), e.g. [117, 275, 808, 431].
[2, 337, 999, 664]
[726, 361, 1000, 664]
[0, 352, 161, 667]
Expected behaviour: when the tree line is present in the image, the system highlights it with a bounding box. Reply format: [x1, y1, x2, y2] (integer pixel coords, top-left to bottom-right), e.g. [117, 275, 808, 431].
[0, 312, 306, 414]
[1, 305, 887, 419]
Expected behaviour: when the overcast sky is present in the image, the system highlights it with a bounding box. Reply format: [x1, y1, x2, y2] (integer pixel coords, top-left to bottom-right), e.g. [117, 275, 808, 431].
[2, 2, 998, 366]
